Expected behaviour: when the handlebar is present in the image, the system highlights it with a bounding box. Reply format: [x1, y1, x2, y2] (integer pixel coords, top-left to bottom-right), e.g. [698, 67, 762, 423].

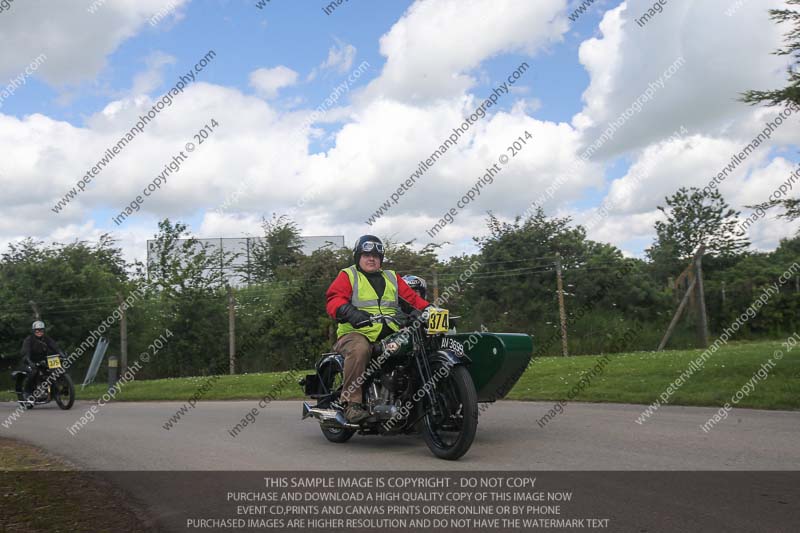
[354, 309, 452, 330]
[354, 314, 401, 328]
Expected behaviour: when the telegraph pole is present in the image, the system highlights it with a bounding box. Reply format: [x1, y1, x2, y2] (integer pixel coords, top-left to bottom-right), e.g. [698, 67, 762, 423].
[694, 246, 709, 348]
[228, 285, 236, 375]
[117, 293, 128, 375]
[555, 254, 569, 357]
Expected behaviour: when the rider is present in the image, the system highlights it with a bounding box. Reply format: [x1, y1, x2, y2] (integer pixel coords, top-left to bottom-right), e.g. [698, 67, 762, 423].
[400, 274, 429, 319]
[20, 320, 62, 401]
[402, 275, 427, 301]
[326, 235, 430, 423]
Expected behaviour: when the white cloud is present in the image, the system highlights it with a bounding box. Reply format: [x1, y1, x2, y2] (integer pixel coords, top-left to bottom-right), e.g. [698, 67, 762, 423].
[319, 38, 357, 74]
[130, 51, 177, 96]
[249, 66, 299, 99]
[0, 0, 191, 86]
[580, 127, 800, 254]
[575, 0, 791, 159]
[362, 0, 568, 103]
[564, 0, 799, 256]
[2, 0, 798, 268]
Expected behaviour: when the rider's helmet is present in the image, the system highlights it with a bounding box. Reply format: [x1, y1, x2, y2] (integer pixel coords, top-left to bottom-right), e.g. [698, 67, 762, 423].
[31, 320, 45, 332]
[402, 275, 427, 300]
[353, 235, 385, 265]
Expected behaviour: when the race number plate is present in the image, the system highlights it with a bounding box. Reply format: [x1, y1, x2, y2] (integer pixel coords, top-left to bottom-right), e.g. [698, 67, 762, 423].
[47, 356, 62, 369]
[427, 309, 449, 334]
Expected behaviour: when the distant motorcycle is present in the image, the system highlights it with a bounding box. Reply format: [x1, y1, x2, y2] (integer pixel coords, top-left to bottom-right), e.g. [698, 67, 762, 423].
[13, 354, 75, 410]
[301, 309, 479, 460]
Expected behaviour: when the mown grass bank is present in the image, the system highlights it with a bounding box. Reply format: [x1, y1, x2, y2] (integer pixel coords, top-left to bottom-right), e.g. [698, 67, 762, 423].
[2, 339, 797, 410]
[0, 437, 150, 532]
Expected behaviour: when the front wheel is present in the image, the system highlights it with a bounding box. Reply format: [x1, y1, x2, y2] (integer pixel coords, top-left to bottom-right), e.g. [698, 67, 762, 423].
[421, 365, 478, 460]
[53, 373, 75, 410]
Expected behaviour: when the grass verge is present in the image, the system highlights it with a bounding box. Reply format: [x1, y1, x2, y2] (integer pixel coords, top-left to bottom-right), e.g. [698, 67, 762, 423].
[1, 339, 797, 410]
[0, 437, 153, 532]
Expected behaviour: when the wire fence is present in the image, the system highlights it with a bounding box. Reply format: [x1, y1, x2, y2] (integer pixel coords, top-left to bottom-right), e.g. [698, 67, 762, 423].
[145, 235, 345, 286]
[2, 254, 799, 389]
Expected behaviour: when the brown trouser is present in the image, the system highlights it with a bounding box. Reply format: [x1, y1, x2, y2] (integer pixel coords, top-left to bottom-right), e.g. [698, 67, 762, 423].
[333, 332, 372, 404]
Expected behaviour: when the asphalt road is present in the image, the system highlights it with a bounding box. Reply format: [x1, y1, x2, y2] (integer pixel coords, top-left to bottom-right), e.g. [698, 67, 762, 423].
[1, 399, 798, 470]
[2, 400, 799, 532]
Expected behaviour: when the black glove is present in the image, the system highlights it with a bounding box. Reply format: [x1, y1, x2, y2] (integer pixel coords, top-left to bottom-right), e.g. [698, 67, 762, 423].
[336, 304, 372, 328]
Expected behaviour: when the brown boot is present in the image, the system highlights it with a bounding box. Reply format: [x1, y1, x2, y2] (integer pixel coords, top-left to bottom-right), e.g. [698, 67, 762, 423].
[345, 402, 370, 424]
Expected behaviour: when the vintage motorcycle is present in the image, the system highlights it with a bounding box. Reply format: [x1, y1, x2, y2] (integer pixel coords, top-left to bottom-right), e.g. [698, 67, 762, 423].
[12, 353, 75, 410]
[300, 308, 479, 460]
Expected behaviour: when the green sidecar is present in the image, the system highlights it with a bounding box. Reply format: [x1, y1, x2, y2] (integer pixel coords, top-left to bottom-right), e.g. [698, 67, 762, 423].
[440, 332, 533, 402]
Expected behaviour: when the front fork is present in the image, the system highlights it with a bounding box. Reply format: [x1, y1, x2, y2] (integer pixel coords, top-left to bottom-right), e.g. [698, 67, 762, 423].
[414, 353, 444, 420]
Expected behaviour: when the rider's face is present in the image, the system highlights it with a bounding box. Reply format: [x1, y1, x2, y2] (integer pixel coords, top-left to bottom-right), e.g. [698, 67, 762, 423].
[359, 252, 381, 273]
[34, 329, 44, 337]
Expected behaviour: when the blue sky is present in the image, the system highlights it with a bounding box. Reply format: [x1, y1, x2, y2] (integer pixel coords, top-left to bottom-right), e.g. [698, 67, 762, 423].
[0, 0, 797, 262]
[14, 1, 600, 137]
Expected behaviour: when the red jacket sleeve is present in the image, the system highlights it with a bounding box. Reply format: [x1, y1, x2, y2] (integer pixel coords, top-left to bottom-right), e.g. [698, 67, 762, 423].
[326, 271, 353, 319]
[397, 276, 430, 311]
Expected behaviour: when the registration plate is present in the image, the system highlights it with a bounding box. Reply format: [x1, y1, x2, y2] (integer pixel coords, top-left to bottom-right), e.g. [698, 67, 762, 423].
[427, 309, 449, 334]
[47, 356, 62, 369]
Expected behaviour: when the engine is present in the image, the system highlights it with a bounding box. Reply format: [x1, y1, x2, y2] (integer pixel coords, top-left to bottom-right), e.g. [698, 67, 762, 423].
[367, 365, 409, 420]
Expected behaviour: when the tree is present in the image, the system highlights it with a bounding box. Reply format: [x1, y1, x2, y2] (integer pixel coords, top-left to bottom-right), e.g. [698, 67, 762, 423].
[742, 1, 800, 221]
[465, 209, 602, 330]
[244, 214, 304, 283]
[381, 238, 440, 278]
[147, 219, 235, 294]
[0, 235, 130, 379]
[142, 219, 236, 376]
[742, 2, 800, 108]
[647, 187, 749, 269]
[455, 209, 664, 354]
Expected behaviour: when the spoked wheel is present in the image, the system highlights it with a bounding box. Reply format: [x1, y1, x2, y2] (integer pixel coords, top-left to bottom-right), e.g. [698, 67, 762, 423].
[318, 361, 355, 443]
[53, 373, 75, 410]
[421, 365, 478, 460]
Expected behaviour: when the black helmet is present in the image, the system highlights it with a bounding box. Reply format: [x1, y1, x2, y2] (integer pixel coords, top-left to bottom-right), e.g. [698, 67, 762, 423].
[353, 235, 384, 265]
[402, 275, 427, 299]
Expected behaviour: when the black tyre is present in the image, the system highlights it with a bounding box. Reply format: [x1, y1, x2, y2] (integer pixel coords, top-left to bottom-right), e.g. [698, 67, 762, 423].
[321, 425, 356, 443]
[16, 376, 34, 409]
[53, 373, 75, 410]
[14, 376, 33, 409]
[421, 365, 478, 460]
[318, 357, 356, 443]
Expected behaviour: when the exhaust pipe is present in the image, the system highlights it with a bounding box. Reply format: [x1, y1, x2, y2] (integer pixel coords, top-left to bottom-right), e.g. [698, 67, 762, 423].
[302, 402, 359, 429]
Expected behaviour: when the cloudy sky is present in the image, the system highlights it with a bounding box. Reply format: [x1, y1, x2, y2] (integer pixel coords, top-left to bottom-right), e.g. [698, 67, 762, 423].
[0, 0, 798, 263]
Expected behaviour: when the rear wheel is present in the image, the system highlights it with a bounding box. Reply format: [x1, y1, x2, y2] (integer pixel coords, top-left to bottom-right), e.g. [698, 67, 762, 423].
[15, 376, 32, 409]
[17, 375, 36, 409]
[321, 425, 356, 443]
[318, 357, 355, 443]
[53, 373, 75, 410]
[421, 365, 478, 460]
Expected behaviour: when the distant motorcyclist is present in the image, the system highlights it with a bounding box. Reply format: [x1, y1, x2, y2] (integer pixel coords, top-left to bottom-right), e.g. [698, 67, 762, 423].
[20, 320, 62, 400]
[326, 236, 431, 423]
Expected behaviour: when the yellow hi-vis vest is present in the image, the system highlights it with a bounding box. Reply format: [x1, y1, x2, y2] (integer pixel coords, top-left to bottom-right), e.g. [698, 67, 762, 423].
[336, 266, 400, 342]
